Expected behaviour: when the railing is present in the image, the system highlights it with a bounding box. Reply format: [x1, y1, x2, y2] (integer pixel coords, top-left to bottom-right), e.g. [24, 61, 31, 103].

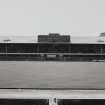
[0, 89, 105, 105]
[0, 53, 104, 55]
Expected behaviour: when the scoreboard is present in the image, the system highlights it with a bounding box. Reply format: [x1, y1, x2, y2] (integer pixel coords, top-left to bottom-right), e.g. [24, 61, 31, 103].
[38, 33, 70, 43]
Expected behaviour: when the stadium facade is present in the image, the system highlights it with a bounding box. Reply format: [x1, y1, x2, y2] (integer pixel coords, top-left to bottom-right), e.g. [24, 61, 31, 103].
[0, 33, 105, 61]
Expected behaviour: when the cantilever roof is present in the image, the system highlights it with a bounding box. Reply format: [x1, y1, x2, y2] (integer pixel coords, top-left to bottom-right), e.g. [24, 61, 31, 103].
[0, 35, 105, 44]
[71, 36, 105, 44]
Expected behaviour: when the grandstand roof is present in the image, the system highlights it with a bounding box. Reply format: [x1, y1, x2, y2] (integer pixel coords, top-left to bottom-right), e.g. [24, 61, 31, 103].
[0, 35, 105, 44]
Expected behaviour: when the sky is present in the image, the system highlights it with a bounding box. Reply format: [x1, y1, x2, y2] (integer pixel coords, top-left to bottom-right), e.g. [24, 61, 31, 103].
[0, 0, 105, 37]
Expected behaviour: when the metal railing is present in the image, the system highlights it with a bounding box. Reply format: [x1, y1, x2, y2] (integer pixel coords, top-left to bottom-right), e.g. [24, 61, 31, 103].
[0, 52, 104, 55]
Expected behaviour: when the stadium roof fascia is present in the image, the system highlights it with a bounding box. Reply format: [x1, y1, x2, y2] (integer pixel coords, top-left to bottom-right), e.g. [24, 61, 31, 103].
[0, 36, 105, 44]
